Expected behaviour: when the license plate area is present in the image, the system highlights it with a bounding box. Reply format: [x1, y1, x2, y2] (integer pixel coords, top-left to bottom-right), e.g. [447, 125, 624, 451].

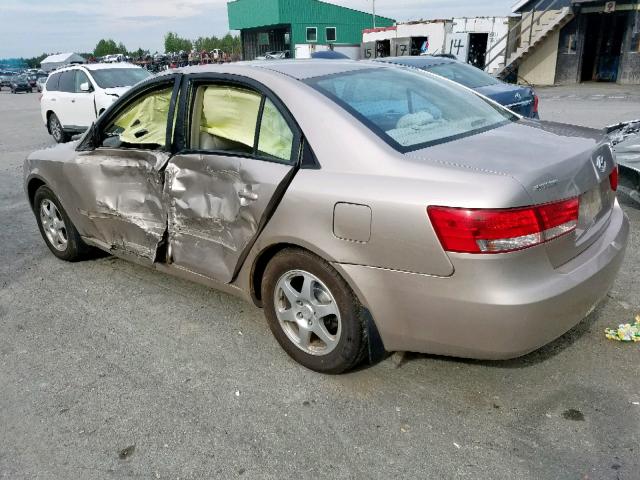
[578, 180, 613, 233]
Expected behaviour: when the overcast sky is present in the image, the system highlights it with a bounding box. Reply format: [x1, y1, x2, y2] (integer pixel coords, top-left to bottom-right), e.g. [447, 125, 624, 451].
[0, 0, 515, 58]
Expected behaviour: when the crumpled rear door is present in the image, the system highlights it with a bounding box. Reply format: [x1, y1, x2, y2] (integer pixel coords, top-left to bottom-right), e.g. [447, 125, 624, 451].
[164, 153, 294, 283]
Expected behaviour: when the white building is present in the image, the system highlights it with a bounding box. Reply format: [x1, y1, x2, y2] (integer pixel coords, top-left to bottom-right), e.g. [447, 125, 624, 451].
[450, 17, 511, 74]
[362, 21, 452, 59]
[361, 17, 512, 74]
[40, 53, 86, 72]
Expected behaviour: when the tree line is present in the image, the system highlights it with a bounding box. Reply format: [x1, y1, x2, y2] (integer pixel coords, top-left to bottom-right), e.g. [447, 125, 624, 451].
[13, 32, 242, 69]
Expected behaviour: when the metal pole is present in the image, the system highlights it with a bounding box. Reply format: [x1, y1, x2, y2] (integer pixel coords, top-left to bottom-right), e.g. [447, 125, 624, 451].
[372, 0, 376, 28]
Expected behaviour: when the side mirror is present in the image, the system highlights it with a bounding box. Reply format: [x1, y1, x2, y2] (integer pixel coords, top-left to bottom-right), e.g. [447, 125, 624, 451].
[80, 82, 91, 92]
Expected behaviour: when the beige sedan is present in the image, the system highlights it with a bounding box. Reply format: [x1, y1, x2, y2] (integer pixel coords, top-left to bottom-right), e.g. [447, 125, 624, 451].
[24, 61, 628, 373]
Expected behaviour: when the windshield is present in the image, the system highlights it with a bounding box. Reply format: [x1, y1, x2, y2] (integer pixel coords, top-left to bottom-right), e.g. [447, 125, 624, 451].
[426, 62, 500, 89]
[307, 67, 515, 152]
[89, 68, 152, 88]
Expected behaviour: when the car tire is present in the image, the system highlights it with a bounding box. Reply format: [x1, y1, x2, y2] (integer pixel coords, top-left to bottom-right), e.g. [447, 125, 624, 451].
[34, 185, 91, 262]
[48, 113, 70, 143]
[262, 248, 368, 374]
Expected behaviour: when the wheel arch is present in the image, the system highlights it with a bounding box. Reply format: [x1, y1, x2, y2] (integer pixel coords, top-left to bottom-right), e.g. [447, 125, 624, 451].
[45, 110, 55, 134]
[27, 176, 47, 210]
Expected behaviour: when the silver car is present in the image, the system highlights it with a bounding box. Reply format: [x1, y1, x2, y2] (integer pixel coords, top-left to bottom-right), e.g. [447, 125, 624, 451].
[24, 61, 629, 373]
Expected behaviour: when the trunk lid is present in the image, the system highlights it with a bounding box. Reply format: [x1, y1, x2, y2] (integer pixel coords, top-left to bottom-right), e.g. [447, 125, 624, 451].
[407, 120, 617, 267]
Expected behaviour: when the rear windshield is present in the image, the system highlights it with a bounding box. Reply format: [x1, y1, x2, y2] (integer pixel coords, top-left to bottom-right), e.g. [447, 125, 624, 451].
[306, 67, 515, 152]
[89, 68, 152, 88]
[426, 62, 500, 89]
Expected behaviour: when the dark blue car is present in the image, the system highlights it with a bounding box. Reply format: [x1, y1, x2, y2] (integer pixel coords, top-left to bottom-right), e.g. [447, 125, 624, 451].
[375, 56, 539, 119]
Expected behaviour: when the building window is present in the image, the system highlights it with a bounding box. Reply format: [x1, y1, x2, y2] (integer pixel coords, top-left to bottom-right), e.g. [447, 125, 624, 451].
[306, 27, 317, 43]
[326, 27, 336, 42]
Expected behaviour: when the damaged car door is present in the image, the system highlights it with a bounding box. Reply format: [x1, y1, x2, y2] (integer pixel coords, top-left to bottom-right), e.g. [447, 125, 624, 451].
[71, 78, 179, 263]
[164, 80, 299, 283]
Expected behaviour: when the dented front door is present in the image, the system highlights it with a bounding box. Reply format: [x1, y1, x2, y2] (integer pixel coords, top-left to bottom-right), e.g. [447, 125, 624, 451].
[164, 153, 294, 283]
[70, 148, 169, 263]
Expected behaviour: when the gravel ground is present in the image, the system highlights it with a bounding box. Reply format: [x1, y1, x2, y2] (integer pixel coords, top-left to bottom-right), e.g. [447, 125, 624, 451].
[1, 86, 639, 480]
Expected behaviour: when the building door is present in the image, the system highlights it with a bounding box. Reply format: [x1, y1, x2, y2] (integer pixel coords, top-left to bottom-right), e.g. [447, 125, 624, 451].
[468, 33, 489, 69]
[375, 40, 390, 58]
[410, 37, 429, 56]
[581, 12, 626, 82]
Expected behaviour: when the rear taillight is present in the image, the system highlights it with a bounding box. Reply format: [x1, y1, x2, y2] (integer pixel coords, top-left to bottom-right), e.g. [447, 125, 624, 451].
[533, 94, 539, 114]
[609, 166, 619, 191]
[427, 197, 579, 254]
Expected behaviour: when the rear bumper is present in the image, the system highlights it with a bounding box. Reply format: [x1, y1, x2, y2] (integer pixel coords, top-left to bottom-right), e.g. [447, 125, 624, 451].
[336, 202, 629, 360]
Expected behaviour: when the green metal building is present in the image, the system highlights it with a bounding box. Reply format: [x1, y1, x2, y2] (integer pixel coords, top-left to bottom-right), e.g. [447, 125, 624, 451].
[227, 0, 395, 60]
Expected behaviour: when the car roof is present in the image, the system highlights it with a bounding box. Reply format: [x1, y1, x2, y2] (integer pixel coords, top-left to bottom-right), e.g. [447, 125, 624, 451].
[375, 56, 458, 69]
[164, 59, 384, 81]
[55, 63, 142, 73]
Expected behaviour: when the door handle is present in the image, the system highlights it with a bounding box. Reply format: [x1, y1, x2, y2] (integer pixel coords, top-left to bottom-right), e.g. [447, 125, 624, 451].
[71, 99, 75, 103]
[238, 188, 258, 201]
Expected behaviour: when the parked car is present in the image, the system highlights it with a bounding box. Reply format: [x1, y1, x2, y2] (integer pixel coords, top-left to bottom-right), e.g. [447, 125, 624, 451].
[36, 76, 47, 93]
[40, 63, 153, 143]
[256, 51, 291, 60]
[375, 56, 540, 118]
[10, 75, 32, 93]
[0, 72, 16, 89]
[311, 51, 351, 60]
[24, 61, 628, 373]
[608, 119, 640, 195]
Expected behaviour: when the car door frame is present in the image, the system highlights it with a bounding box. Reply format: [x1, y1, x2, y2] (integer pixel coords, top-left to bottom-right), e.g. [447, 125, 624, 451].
[166, 72, 309, 283]
[70, 73, 183, 265]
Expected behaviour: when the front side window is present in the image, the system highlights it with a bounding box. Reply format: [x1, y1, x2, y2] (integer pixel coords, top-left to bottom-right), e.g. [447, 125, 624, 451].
[102, 87, 172, 150]
[307, 27, 317, 42]
[74, 71, 91, 93]
[326, 27, 337, 42]
[192, 84, 294, 163]
[307, 67, 515, 152]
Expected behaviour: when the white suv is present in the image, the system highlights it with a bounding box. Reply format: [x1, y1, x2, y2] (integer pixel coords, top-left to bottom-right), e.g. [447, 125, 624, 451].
[41, 63, 152, 143]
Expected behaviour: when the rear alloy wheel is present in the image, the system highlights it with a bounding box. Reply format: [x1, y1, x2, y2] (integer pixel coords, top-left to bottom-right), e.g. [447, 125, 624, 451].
[48, 113, 70, 143]
[34, 186, 90, 261]
[263, 249, 368, 374]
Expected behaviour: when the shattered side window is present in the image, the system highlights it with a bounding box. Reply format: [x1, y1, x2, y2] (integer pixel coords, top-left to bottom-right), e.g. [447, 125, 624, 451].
[257, 98, 294, 163]
[102, 87, 172, 150]
[196, 85, 261, 155]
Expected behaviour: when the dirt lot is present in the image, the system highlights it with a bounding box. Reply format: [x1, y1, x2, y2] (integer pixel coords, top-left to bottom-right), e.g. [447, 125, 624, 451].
[1, 86, 639, 480]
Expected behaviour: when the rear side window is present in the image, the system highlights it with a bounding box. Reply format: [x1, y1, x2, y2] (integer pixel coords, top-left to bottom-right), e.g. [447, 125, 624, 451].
[257, 99, 294, 161]
[198, 85, 261, 155]
[58, 71, 75, 93]
[307, 67, 515, 152]
[191, 84, 295, 163]
[46, 72, 61, 91]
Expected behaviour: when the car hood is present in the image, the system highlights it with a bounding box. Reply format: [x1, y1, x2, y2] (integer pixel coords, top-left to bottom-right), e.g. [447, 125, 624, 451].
[474, 82, 534, 106]
[102, 86, 131, 97]
[406, 119, 610, 205]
